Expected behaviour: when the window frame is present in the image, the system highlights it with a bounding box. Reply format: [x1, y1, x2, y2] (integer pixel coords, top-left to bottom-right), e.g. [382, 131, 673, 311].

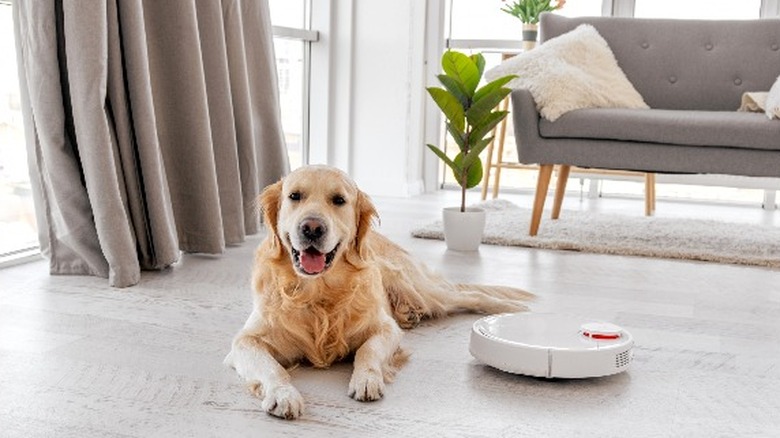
[0, 0, 42, 266]
[271, 0, 318, 168]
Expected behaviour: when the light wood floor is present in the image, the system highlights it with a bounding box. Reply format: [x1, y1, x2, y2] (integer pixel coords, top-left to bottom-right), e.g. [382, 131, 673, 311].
[1, 191, 779, 437]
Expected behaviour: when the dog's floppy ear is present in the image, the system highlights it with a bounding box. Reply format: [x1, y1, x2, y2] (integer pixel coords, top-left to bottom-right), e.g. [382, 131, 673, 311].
[259, 179, 283, 256]
[354, 189, 378, 260]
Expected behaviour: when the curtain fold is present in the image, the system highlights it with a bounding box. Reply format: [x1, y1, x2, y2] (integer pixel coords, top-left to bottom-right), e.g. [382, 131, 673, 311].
[13, 0, 289, 287]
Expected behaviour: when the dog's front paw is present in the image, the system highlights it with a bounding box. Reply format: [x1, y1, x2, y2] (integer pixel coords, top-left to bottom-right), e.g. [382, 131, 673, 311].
[261, 384, 304, 420]
[348, 369, 385, 402]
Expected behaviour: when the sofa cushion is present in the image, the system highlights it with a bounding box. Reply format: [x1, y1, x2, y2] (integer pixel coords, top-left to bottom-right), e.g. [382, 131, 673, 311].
[539, 109, 780, 151]
[485, 24, 648, 122]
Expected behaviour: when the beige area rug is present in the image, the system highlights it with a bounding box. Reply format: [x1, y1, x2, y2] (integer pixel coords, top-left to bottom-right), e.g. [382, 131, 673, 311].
[411, 199, 780, 268]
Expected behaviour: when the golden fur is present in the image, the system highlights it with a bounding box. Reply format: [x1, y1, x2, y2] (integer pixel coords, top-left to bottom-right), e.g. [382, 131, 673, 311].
[224, 165, 532, 420]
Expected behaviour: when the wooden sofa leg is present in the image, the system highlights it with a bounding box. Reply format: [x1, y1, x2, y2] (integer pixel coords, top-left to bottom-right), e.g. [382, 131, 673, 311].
[530, 164, 554, 236]
[645, 173, 656, 216]
[552, 165, 571, 220]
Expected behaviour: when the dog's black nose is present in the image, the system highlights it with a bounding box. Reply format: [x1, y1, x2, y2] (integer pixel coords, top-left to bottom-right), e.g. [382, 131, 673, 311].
[300, 217, 326, 241]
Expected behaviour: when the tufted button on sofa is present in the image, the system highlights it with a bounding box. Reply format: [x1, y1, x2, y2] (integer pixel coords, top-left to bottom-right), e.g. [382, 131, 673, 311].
[511, 14, 780, 236]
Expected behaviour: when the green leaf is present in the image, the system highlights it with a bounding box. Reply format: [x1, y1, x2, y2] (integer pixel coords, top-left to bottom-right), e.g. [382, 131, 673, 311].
[446, 122, 467, 152]
[470, 53, 486, 79]
[465, 86, 512, 127]
[437, 74, 469, 109]
[473, 75, 516, 104]
[427, 144, 461, 175]
[427, 87, 465, 132]
[453, 152, 483, 189]
[470, 110, 509, 145]
[462, 136, 494, 169]
[441, 51, 480, 96]
[519, 6, 530, 23]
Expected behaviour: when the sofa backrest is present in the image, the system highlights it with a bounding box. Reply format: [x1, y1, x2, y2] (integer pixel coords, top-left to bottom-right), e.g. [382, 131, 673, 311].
[540, 14, 780, 111]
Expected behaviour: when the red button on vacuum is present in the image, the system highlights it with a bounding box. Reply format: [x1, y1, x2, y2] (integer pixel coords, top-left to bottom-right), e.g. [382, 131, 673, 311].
[580, 322, 623, 340]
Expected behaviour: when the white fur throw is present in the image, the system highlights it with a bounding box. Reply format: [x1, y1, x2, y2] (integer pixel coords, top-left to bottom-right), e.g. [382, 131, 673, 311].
[738, 92, 767, 113]
[485, 24, 648, 121]
[766, 75, 780, 120]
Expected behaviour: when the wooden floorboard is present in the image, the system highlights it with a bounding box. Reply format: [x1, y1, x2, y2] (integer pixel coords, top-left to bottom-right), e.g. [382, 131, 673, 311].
[1, 191, 779, 437]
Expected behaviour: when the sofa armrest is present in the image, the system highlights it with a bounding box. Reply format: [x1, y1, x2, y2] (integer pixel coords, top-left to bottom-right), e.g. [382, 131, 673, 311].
[510, 89, 544, 164]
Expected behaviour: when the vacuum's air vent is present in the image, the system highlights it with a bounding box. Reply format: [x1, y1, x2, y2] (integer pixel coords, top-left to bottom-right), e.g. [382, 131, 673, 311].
[615, 350, 632, 368]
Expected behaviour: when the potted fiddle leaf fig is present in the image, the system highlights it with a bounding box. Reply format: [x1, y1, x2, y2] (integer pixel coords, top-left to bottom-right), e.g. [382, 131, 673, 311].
[427, 50, 516, 250]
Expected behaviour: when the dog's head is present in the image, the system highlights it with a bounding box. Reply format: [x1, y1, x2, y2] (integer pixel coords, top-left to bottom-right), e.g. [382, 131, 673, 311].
[260, 165, 378, 278]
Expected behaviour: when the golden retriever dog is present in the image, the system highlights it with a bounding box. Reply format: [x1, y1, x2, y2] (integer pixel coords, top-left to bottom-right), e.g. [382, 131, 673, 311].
[224, 165, 532, 420]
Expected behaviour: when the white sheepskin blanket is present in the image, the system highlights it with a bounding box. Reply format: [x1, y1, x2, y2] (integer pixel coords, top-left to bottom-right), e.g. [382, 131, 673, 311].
[738, 92, 768, 113]
[485, 24, 648, 121]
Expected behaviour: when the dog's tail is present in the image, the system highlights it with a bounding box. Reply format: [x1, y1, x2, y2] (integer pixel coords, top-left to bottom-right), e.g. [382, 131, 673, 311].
[434, 280, 533, 316]
[453, 282, 534, 307]
[369, 233, 533, 328]
[385, 269, 534, 328]
[375, 242, 533, 328]
[453, 282, 534, 300]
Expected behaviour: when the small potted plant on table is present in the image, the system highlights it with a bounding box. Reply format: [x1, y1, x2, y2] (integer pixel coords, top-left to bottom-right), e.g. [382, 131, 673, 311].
[426, 51, 516, 250]
[500, 0, 566, 50]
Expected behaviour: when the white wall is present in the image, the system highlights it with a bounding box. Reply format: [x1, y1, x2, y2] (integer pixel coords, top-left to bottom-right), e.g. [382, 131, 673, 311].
[309, 0, 444, 197]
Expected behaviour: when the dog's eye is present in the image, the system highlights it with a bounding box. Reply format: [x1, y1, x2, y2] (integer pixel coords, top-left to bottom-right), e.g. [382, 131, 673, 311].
[332, 195, 346, 206]
[289, 192, 302, 201]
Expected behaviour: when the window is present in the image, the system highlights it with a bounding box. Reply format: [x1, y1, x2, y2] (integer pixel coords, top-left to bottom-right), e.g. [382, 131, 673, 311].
[0, 2, 38, 261]
[634, 0, 762, 20]
[442, 0, 602, 190]
[269, 0, 314, 170]
[439, 0, 777, 208]
[556, 1, 604, 18]
[272, 38, 306, 170]
[447, 0, 602, 40]
[269, 1, 305, 28]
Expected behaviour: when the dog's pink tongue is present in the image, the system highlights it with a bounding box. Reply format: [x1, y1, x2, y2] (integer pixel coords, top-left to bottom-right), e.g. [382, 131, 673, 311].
[300, 249, 326, 274]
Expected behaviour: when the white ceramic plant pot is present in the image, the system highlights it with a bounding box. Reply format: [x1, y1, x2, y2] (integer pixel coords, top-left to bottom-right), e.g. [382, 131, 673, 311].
[442, 207, 486, 251]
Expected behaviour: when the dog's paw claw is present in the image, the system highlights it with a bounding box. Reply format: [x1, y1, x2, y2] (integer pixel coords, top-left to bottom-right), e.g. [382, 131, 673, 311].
[399, 312, 422, 329]
[394, 302, 424, 329]
[261, 385, 304, 420]
[348, 370, 385, 402]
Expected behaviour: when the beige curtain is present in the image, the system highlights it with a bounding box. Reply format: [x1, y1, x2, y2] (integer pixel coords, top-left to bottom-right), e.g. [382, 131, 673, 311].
[13, 0, 289, 287]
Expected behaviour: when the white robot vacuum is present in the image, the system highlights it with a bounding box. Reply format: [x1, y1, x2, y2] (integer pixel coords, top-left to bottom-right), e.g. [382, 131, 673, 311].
[470, 313, 634, 379]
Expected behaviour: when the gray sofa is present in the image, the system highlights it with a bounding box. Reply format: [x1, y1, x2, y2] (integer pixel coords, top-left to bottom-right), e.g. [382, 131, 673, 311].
[512, 14, 780, 235]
